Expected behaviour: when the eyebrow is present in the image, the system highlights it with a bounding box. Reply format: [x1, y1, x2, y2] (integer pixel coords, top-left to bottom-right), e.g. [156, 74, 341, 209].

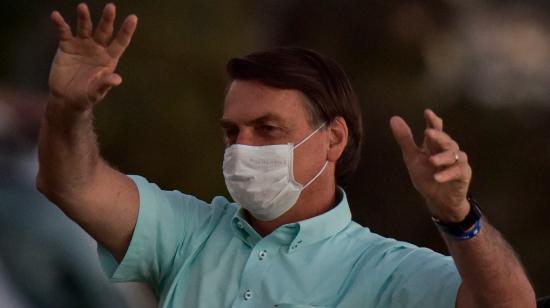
[220, 112, 289, 128]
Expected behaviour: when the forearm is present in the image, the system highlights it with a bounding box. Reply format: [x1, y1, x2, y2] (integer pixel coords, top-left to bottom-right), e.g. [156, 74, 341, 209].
[38, 4, 141, 261]
[444, 219, 536, 308]
[390, 110, 536, 307]
[36, 95, 103, 203]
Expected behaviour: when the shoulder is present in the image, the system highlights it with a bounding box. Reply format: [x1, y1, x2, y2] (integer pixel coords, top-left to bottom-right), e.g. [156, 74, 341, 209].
[336, 221, 452, 271]
[126, 174, 240, 239]
[337, 221, 417, 251]
[332, 222, 460, 306]
[128, 174, 236, 212]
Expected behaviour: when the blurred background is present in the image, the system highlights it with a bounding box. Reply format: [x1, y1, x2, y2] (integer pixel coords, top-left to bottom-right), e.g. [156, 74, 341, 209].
[1, 0, 549, 306]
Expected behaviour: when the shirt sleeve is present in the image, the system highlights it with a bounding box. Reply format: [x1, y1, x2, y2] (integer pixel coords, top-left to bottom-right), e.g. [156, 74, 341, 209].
[376, 245, 462, 308]
[97, 175, 229, 292]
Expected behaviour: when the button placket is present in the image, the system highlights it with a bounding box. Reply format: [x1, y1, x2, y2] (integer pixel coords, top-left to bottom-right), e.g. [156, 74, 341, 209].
[234, 240, 277, 306]
[289, 239, 303, 252]
[243, 289, 253, 300]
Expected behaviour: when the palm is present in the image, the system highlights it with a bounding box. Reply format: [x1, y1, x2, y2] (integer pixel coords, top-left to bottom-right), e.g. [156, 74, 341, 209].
[49, 3, 137, 108]
[50, 39, 115, 104]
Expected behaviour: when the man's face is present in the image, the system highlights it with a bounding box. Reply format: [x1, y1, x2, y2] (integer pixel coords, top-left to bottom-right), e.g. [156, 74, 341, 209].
[221, 80, 329, 185]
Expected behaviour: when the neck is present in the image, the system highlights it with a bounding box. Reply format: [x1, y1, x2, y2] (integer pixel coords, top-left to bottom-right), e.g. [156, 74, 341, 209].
[249, 175, 337, 237]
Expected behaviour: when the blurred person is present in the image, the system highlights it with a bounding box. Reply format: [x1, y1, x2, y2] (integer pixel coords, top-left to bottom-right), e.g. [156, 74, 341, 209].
[37, 3, 535, 308]
[0, 261, 31, 308]
[0, 89, 127, 307]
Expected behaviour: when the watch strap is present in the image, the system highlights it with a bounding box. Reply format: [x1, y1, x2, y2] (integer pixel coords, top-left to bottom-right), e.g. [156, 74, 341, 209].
[432, 194, 483, 240]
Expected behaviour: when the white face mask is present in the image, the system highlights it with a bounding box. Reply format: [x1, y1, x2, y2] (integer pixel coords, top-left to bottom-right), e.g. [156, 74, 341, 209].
[222, 124, 328, 221]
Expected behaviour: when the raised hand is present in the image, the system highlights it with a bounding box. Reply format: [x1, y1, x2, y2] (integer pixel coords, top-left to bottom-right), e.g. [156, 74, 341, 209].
[49, 3, 137, 110]
[390, 109, 472, 222]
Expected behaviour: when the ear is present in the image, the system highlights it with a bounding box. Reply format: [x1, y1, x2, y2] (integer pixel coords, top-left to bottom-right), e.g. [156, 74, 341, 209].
[327, 116, 348, 163]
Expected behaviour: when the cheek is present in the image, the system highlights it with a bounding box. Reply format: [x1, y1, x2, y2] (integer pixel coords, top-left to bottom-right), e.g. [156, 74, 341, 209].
[292, 140, 327, 183]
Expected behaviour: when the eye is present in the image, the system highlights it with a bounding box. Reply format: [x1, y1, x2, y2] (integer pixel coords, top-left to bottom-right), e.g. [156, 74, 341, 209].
[223, 127, 239, 144]
[258, 124, 278, 134]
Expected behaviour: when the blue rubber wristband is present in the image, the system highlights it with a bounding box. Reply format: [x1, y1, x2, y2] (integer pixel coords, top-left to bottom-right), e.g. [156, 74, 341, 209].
[438, 218, 482, 240]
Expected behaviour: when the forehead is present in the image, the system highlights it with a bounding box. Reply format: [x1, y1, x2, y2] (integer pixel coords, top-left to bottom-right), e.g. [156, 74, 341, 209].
[223, 80, 311, 125]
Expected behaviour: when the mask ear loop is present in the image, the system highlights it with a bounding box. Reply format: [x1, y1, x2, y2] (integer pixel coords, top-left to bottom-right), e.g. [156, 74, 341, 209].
[294, 123, 326, 149]
[302, 161, 329, 189]
[293, 122, 329, 189]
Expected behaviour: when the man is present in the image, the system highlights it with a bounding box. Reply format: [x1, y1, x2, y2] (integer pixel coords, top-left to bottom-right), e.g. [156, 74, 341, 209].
[38, 3, 535, 307]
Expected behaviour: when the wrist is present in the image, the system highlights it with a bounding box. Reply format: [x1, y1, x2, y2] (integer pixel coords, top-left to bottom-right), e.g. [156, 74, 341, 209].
[430, 198, 470, 223]
[432, 194, 483, 240]
[432, 198, 470, 223]
[47, 92, 94, 113]
[45, 95, 95, 135]
[47, 95, 94, 116]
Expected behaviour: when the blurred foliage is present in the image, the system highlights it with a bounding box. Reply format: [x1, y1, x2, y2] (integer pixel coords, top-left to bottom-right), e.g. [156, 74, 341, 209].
[1, 0, 549, 297]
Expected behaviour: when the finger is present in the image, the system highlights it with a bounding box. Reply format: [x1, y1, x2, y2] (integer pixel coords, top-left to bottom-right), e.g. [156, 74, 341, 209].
[434, 164, 471, 183]
[424, 109, 443, 131]
[425, 129, 459, 152]
[390, 116, 419, 161]
[76, 3, 93, 38]
[430, 150, 467, 168]
[108, 14, 138, 58]
[51, 11, 73, 41]
[94, 3, 116, 45]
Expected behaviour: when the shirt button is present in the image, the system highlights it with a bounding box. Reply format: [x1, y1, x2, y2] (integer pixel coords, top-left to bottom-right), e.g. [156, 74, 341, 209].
[243, 289, 253, 300]
[258, 250, 268, 260]
[236, 221, 244, 229]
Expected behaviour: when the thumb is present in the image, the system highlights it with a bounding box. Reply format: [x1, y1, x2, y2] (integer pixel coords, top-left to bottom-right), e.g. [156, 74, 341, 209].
[390, 116, 418, 161]
[96, 73, 122, 93]
[89, 73, 122, 102]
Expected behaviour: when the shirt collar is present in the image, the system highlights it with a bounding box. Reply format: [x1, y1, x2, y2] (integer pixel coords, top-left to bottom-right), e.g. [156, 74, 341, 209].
[230, 187, 352, 253]
[231, 209, 262, 247]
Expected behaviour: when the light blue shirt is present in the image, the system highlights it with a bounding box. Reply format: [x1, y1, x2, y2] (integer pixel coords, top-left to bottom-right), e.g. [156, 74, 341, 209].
[98, 175, 461, 307]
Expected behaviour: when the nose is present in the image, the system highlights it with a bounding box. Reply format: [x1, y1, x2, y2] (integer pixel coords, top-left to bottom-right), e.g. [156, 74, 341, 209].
[235, 128, 255, 146]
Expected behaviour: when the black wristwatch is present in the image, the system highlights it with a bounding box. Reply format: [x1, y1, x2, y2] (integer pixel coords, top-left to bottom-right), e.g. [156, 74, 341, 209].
[432, 194, 483, 239]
